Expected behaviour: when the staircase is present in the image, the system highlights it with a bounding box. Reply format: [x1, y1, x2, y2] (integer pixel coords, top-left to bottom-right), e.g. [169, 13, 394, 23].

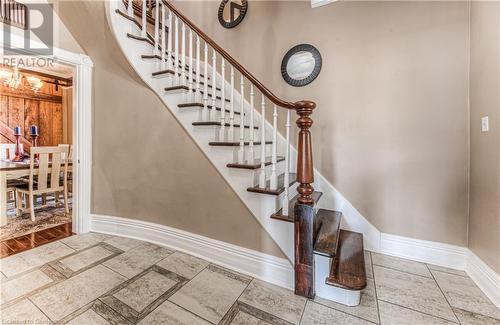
[107, 0, 366, 306]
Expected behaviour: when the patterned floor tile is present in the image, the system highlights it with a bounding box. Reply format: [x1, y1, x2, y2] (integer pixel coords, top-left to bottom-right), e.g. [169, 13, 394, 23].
[378, 300, 456, 325]
[101, 267, 186, 323]
[371, 253, 431, 278]
[52, 244, 118, 277]
[432, 270, 500, 320]
[61, 232, 111, 251]
[0, 268, 53, 305]
[453, 307, 500, 325]
[105, 236, 143, 251]
[426, 264, 467, 277]
[103, 242, 173, 278]
[373, 265, 457, 322]
[0, 241, 74, 278]
[156, 251, 209, 279]
[301, 300, 373, 325]
[30, 265, 126, 322]
[169, 265, 250, 323]
[239, 279, 307, 325]
[138, 300, 211, 325]
[230, 310, 272, 325]
[0, 299, 51, 324]
[67, 309, 111, 325]
[314, 278, 379, 324]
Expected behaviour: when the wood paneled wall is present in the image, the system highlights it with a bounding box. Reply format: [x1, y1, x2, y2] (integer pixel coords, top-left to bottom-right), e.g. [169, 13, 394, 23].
[0, 81, 72, 147]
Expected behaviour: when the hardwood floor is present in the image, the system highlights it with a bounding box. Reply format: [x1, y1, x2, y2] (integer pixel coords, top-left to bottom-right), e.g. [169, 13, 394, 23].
[0, 222, 73, 258]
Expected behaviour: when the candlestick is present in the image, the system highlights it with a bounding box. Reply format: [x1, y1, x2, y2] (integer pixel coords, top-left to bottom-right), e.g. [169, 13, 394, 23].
[12, 134, 24, 162]
[30, 133, 39, 162]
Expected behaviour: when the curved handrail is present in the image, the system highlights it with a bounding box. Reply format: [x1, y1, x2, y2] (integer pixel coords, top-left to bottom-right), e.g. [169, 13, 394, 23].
[127, 0, 315, 111]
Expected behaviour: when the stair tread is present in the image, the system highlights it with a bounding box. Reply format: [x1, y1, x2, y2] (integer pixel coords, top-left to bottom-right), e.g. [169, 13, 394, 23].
[314, 209, 342, 257]
[199, 91, 230, 102]
[227, 156, 285, 170]
[326, 230, 367, 291]
[178, 103, 241, 115]
[192, 121, 258, 129]
[247, 173, 297, 196]
[165, 85, 189, 91]
[209, 141, 272, 146]
[271, 191, 323, 222]
[126, 33, 154, 46]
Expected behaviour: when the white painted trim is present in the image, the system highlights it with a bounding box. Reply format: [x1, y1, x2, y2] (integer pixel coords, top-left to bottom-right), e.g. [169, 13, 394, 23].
[379, 233, 467, 270]
[91, 214, 294, 290]
[466, 250, 500, 307]
[311, 0, 337, 9]
[1, 33, 93, 235]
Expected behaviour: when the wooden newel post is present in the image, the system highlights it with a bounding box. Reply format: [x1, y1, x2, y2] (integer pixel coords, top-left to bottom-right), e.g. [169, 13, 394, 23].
[293, 100, 316, 299]
[295, 101, 315, 205]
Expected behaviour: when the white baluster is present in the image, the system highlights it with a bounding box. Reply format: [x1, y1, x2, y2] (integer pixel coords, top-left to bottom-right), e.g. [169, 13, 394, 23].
[166, 10, 172, 70]
[211, 49, 217, 121]
[219, 58, 226, 141]
[247, 84, 255, 164]
[127, 0, 133, 16]
[229, 66, 235, 141]
[181, 22, 186, 86]
[270, 105, 278, 190]
[195, 35, 201, 102]
[174, 17, 179, 82]
[282, 110, 291, 216]
[258, 95, 266, 188]
[188, 29, 193, 99]
[153, 0, 159, 55]
[160, 4, 166, 69]
[203, 43, 209, 121]
[237, 76, 245, 163]
[141, 0, 147, 38]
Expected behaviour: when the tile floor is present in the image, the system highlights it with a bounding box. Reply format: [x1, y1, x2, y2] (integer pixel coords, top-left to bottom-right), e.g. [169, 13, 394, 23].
[0, 233, 498, 324]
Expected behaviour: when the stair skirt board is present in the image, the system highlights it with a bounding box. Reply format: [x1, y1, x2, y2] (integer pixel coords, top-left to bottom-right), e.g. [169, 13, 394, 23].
[315, 254, 361, 306]
[91, 214, 294, 290]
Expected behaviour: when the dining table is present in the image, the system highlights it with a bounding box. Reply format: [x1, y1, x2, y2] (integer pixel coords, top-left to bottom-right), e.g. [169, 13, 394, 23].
[0, 159, 73, 227]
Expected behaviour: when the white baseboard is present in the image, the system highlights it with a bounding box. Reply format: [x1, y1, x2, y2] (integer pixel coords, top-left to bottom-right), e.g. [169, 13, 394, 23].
[91, 214, 294, 290]
[379, 233, 467, 270]
[466, 250, 500, 307]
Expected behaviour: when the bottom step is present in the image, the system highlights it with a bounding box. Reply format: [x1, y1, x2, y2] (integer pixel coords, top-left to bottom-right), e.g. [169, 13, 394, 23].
[314, 229, 366, 307]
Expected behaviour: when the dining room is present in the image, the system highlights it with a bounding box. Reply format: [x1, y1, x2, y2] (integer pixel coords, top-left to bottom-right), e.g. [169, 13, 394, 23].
[0, 62, 74, 256]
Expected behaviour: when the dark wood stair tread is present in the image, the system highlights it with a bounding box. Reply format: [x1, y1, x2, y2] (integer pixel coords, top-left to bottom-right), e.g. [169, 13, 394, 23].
[192, 121, 258, 129]
[271, 191, 323, 222]
[178, 103, 240, 115]
[199, 91, 230, 102]
[227, 156, 285, 170]
[326, 230, 367, 291]
[314, 209, 342, 257]
[165, 85, 189, 92]
[209, 141, 272, 146]
[247, 173, 297, 196]
[126, 33, 154, 46]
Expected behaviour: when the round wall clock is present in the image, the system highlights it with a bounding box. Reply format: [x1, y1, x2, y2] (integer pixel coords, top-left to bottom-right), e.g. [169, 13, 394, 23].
[218, 0, 248, 29]
[281, 44, 322, 87]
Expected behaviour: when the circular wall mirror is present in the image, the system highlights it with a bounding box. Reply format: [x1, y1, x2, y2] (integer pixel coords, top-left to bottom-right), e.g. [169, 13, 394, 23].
[218, 0, 248, 29]
[281, 44, 322, 87]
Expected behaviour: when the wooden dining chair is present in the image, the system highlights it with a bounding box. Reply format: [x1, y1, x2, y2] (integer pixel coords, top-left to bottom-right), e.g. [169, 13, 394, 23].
[0, 143, 27, 205]
[14, 146, 69, 221]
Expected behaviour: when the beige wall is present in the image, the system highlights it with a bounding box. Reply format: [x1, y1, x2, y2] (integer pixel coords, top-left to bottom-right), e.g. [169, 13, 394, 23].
[53, 1, 285, 258]
[177, 1, 470, 246]
[469, 1, 500, 273]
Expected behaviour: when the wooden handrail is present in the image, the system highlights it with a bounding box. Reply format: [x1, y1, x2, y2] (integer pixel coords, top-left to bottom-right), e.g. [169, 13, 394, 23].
[127, 0, 315, 111]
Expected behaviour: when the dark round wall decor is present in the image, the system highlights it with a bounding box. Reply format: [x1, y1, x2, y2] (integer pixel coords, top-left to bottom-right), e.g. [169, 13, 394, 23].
[281, 44, 322, 87]
[218, 0, 248, 29]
